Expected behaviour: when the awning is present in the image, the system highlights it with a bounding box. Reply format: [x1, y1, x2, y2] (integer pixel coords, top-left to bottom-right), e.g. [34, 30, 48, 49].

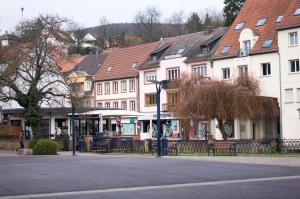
[68, 109, 147, 117]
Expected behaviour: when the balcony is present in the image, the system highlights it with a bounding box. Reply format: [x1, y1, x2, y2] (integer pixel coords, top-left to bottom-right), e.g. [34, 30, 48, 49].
[238, 48, 250, 57]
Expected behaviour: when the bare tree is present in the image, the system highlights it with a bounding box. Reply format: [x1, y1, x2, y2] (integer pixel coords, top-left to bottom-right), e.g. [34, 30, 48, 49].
[134, 6, 162, 42]
[0, 15, 74, 140]
[174, 74, 279, 140]
[165, 10, 186, 36]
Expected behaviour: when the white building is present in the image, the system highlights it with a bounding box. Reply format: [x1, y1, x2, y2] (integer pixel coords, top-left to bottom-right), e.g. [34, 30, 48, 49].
[212, 0, 300, 139]
[138, 29, 227, 140]
[93, 42, 157, 136]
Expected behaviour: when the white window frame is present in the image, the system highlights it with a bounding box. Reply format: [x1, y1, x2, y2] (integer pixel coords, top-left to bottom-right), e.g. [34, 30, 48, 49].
[85, 80, 92, 91]
[144, 71, 157, 84]
[129, 100, 136, 111]
[167, 67, 180, 80]
[105, 102, 110, 108]
[289, 32, 298, 46]
[97, 83, 102, 95]
[297, 88, 300, 102]
[192, 65, 207, 76]
[121, 80, 127, 93]
[238, 65, 248, 76]
[113, 101, 119, 108]
[112, 81, 118, 94]
[97, 102, 103, 108]
[222, 68, 230, 80]
[105, 82, 110, 94]
[285, 89, 294, 103]
[129, 79, 135, 92]
[289, 59, 300, 73]
[261, 63, 271, 76]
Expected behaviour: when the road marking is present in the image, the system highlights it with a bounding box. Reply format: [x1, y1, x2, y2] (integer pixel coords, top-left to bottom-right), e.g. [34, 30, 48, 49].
[1, 175, 300, 199]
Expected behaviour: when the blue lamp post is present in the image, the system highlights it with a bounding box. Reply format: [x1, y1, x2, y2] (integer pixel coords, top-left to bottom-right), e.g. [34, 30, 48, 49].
[150, 80, 170, 157]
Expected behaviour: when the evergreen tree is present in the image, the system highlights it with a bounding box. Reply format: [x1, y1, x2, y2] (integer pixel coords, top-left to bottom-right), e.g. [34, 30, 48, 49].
[223, 0, 245, 26]
[185, 12, 203, 33]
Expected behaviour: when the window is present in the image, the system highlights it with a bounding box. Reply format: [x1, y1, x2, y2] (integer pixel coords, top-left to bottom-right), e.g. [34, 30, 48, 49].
[145, 93, 157, 106]
[200, 45, 208, 54]
[222, 46, 231, 54]
[167, 92, 179, 105]
[261, 63, 271, 76]
[285, 89, 294, 103]
[290, 59, 300, 73]
[297, 88, 300, 102]
[121, 81, 127, 93]
[105, 82, 110, 94]
[85, 81, 92, 91]
[131, 62, 137, 68]
[144, 71, 157, 84]
[238, 65, 248, 76]
[295, 8, 300, 16]
[243, 40, 251, 51]
[97, 83, 102, 95]
[129, 100, 136, 111]
[289, 32, 298, 46]
[113, 101, 118, 108]
[113, 81, 118, 93]
[256, 18, 267, 26]
[262, 39, 273, 48]
[121, 101, 127, 110]
[276, 16, 283, 23]
[105, 102, 110, 108]
[85, 100, 91, 107]
[222, 68, 230, 79]
[235, 22, 244, 30]
[176, 48, 185, 54]
[193, 65, 207, 76]
[107, 66, 112, 71]
[129, 79, 135, 92]
[97, 102, 102, 108]
[167, 68, 180, 80]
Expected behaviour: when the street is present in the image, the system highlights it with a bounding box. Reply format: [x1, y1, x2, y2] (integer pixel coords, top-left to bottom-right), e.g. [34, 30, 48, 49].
[0, 154, 300, 199]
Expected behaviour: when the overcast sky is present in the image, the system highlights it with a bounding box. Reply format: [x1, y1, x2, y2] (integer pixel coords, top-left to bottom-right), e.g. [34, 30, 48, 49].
[0, 0, 224, 34]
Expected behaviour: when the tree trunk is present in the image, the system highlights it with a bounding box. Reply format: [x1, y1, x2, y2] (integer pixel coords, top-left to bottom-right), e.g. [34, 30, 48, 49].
[217, 118, 228, 140]
[24, 104, 42, 140]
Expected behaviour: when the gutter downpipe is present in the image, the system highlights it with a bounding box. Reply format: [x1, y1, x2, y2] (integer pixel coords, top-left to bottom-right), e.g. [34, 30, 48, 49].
[278, 51, 283, 139]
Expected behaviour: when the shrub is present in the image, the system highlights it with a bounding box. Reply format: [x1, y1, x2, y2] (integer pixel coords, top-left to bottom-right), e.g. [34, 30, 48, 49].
[28, 139, 38, 149]
[33, 140, 58, 155]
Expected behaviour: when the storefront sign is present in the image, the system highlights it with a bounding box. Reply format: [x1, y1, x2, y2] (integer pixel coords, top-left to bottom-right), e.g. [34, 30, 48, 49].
[130, 118, 135, 124]
[152, 112, 173, 119]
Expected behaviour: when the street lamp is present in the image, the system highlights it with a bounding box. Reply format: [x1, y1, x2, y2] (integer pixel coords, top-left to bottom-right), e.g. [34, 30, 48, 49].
[150, 80, 170, 157]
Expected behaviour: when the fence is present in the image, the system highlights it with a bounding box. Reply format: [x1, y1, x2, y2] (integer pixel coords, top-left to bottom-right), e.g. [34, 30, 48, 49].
[92, 137, 300, 154]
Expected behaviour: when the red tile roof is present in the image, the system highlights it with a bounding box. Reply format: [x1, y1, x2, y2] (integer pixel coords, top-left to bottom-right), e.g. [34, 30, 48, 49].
[56, 55, 86, 72]
[277, 0, 300, 30]
[214, 0, 299, 59]
[94, 43, 158, 81]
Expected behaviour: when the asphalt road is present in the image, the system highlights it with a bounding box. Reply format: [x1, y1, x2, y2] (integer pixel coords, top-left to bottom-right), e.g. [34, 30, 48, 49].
[0, 154, 300, 199]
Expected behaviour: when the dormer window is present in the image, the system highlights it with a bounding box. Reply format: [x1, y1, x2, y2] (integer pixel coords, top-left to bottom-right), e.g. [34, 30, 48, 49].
[176, 48, 185, 54]
[276, 16, 283, 23]
[200, 45, 209, 54]
[151, 54, 157, 61]
[262, 39, 273, 48]
[222, 45, 231, 54]
[295, 8, 300, 16]
[256, 18, 267, 27]
[235, 22, 244, 30]
[107, 66, 112, 71]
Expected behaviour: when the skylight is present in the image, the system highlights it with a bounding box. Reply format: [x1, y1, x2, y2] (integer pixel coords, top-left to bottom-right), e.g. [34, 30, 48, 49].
[276, 16, 283, 23]
[176, 48, 185, 54]
[256, 18, 267, 26]
[235, 22, 244, 30]
[131, 62, 137, 68]
[295, 8, 300, 16]
[262, 39, 273, 48]
[222, 46, 231, 54]
[107, 66, 112, 71]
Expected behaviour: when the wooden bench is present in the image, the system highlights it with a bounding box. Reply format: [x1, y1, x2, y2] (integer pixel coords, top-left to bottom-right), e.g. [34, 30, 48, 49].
[208, 141, 236, 156]
[151, 142, 178, 156]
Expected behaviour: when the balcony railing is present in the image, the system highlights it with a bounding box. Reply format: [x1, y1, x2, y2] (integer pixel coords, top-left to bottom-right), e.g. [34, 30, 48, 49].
[238, 48, 250, 57]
